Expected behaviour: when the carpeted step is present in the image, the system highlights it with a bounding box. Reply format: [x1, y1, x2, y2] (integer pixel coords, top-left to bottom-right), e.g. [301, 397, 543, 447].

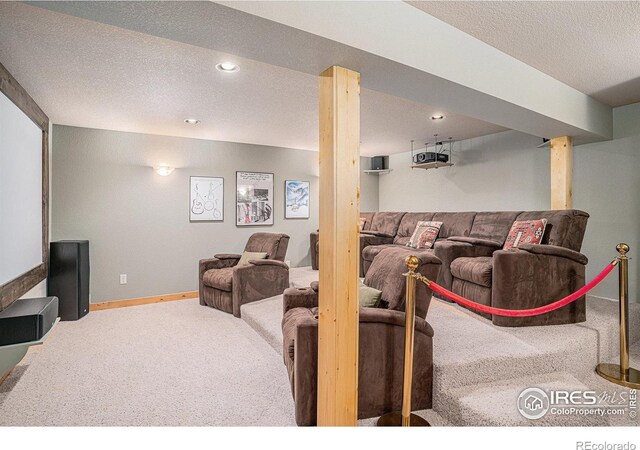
[241, 267, 320, 355]
[430, 299, 600, 391]
[241, 296, 283, 355]
[434, 371, 613, 426]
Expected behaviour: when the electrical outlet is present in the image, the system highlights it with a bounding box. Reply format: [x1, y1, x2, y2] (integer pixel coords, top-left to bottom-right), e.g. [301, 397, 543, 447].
[120, 274, 127, 285]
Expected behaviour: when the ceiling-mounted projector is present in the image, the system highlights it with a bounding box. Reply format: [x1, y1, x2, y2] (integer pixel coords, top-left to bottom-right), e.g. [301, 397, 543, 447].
[413, 152, 449, 164]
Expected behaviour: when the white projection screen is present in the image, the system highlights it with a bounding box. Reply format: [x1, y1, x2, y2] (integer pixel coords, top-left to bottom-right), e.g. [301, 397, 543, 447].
[0, 90, 43, 287]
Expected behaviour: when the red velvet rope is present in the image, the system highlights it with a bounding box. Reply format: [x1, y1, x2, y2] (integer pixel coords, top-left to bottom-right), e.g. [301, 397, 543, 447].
[428, 261, 617, 317]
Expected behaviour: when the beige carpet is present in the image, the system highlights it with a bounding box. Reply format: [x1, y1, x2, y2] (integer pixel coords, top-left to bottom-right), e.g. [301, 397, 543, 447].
[2, 266, 639, 426]
[243, 269, 640, 426]
[0, 299, 296, 426]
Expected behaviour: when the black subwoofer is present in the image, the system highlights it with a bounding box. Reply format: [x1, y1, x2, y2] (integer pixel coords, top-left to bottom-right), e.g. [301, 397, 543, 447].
[48, 240, 90, 321]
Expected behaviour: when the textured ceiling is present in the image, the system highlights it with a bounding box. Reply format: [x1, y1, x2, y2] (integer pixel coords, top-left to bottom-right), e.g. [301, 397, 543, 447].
[0, 3, 505, 156]
[409, 1, 640, 107]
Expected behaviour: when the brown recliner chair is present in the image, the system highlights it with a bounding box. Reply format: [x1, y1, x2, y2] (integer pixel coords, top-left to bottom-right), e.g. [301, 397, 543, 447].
[281, 247, 442, 426]
[199, 233, 290, 318]
[310, 212, 404, 275]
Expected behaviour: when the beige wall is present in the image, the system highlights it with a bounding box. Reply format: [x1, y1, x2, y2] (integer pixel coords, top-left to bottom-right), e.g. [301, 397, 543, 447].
[379, 130, 549, 212]
[379, 104, 640, 303]
[52, 125, 378, 303]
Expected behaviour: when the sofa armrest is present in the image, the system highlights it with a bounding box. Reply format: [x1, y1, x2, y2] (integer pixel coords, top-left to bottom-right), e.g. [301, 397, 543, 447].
[491, 249, 586, 326]
[361, 230, 394, 238]
[359, 307, 434, 338]
[214, 253, 242, 260]
[199, 257, 237, 275]
[249, 259, 289, 269]
[516, 244, 588, 265]
[360, 234, 394, 248]
[283, 287, 319, 314]
[310, 231, 320, 270]
[447, 236, 502, 249]
[293, 315, 319, 425]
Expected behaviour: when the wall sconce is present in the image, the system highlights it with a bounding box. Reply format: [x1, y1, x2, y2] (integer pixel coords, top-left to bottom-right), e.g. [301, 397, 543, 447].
[155, 165, 174, 176]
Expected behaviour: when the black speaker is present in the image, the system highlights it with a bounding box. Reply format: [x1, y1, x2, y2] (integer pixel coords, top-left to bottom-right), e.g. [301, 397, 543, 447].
[48, 240, 90, 321]
[371, 156, 386, 170]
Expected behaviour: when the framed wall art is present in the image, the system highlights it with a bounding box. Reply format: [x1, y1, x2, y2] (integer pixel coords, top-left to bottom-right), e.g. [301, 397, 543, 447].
[284, 180, 310, 219]
[190, 176, 224, 222]
[236, 171, 274, 226]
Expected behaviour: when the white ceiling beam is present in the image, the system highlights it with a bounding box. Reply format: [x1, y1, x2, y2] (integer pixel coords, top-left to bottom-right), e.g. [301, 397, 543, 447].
[32, 1, 612, 143]
[219, 1, 611, 143]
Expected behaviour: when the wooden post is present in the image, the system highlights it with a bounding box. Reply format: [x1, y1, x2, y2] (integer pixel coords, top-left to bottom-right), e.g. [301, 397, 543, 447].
[550, 136, 573, 209]
[317, 66, 360, 426]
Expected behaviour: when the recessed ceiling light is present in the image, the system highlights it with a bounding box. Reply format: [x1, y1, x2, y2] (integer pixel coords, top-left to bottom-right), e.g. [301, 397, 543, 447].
[184, 118, 200, 125]
[431, 114, 445, 120]
[216, 62, 239, 73]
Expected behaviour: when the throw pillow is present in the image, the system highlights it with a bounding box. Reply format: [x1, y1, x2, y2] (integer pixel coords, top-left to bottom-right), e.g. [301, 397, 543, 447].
[503, 219, 547, 250]
[359, 284, 382, 308]
[237, 251, 268, 266]
[407, 221, 443, 249]
[359, 217, 367, 231]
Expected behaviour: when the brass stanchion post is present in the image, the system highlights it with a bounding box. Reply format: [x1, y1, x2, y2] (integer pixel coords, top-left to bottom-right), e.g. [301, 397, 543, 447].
[596, 243, 640, 388]
[377, 256, 430, 426]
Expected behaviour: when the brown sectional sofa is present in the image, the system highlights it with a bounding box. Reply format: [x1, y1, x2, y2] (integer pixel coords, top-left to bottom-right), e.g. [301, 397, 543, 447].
[310, 209, 590, 327]
[282, 247, 442, 425]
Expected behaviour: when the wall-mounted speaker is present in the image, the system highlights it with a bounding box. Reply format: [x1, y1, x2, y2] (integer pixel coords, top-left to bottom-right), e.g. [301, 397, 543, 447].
[48, 240, 90, 321]
[371, 156, 386, 170]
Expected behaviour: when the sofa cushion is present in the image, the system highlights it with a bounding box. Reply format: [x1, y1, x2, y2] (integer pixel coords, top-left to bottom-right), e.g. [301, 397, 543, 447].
[370, 212, 406, 236]
[469, 211, 522, 244]
[365, 247, 441, 318]
[514, 210, 589, 252]
[394, 212, 435, 245]
[450, 257, 493, 288]
[244, 232, 290, 261]
[432, 212, 476, 239]
[362, 244, 408, 262]
[202, 268, 234, 291]
[361, 212, 376, 231]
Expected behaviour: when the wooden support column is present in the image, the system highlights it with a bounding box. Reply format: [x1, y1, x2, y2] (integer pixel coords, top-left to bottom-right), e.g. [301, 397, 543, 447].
[317, 66, 360, 426]
[550, 136, 573, 209]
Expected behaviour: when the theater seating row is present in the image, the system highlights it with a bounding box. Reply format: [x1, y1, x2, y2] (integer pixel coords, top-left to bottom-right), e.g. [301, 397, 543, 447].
[310, 209, 590, 327]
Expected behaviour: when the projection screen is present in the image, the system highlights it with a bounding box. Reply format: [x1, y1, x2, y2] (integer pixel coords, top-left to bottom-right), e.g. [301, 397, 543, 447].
[0, 90, 43, 286]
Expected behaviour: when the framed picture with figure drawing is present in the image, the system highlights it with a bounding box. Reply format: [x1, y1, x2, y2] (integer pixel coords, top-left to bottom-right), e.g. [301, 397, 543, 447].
[190, 176, 224, 222]
[236, 171, 274, 226]
[285, 180, 310, 219]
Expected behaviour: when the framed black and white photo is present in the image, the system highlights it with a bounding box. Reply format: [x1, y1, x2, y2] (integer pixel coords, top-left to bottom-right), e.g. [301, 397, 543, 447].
[236, 171, 274, 226]
[285, 180, 310, 219]
[190, 176, 224, 222]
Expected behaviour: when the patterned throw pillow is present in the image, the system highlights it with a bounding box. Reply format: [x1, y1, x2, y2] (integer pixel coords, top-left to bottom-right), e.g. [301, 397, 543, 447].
[407, 221, 443, 249]
[359, 217, 367, 231]
[503, 219, 547, 250]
